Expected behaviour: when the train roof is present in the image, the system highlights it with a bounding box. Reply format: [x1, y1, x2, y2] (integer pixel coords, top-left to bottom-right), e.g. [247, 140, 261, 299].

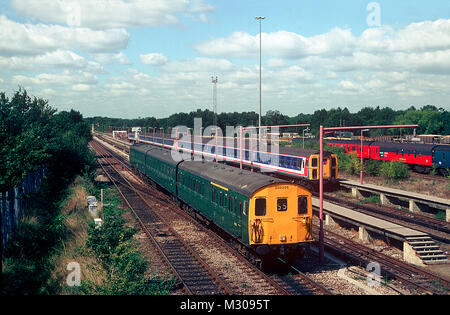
[325, 139, 374, 145]
[370, 141, 436, 151]
[434, 145, 450, 152]
[180, 161, 288, 198]
[199, 138, 332, 158]
[132, 143, 179, 166]
[132, 143, 291, 197]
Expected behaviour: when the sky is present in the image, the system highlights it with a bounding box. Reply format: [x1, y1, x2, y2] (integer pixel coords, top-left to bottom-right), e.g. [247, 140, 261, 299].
[0, 0, 449, 119]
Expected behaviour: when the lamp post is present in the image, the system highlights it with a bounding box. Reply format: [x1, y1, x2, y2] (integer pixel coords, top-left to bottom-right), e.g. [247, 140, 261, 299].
[360, 129, 369, 184]
[212, 76, 218, 128]
[255, 16, 265, 139]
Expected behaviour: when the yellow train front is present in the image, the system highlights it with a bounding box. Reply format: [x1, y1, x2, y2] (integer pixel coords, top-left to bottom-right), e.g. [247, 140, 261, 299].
[247, 182, 313, 262]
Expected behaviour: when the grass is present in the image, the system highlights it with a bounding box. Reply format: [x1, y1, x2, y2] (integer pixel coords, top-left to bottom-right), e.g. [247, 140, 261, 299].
[48, 177, 108, 294]
[360, 195, 381, 205]
[435, 211, 446, 221]
[2, 174, 177, 295]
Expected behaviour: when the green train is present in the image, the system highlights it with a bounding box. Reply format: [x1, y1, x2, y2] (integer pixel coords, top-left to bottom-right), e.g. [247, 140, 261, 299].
[130, 143, 313, 264]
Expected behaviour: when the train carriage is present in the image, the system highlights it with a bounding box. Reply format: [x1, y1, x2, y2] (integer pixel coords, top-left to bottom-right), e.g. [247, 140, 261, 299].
[129, 133, 338, 186]
[130, 143, 313, 263]
[325, 139, 449, 174]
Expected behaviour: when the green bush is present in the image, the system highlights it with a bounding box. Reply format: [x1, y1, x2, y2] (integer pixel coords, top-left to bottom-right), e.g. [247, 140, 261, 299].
[364, 159, 381, 176]
[379, 161, 410, 180]
[82, 189, 176, 295]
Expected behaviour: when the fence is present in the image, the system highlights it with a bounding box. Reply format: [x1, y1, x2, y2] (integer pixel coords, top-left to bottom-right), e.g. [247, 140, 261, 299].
[1, 168, 46, 253]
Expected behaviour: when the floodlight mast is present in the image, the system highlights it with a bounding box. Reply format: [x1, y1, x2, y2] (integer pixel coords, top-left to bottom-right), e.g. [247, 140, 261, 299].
[255, 16, 265, 139]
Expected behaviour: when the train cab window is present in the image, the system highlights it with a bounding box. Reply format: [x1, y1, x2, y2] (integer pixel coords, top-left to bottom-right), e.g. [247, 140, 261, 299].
[298, 196, 308, 215]
[277, 199, 288, 212]
[311, 158, 318, 167]
[332, 157, 337, 167]
[255, 198, 266, 216]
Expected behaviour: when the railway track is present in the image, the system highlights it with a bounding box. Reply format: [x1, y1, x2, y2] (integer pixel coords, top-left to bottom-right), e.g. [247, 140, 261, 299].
[98, 132, 449, 240]
[92, 137, 333, 295]
[322, 193, 450, 243]
[94, 133, 450, 294]
[315, 227, 449, 295]
[91, 141, 233, 295]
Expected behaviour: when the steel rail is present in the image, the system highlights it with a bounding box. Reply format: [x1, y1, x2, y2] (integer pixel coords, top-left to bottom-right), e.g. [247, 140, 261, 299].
[92, 140, 294, 295]
[313, 227, 449, 295]
[90, 141, 234, 295]
[93, 138, 335, 295]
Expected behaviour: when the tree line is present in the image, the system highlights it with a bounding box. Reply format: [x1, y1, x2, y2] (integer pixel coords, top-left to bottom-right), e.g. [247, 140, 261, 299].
[0, 88, 95, 193]
[86, 105, 450, 136]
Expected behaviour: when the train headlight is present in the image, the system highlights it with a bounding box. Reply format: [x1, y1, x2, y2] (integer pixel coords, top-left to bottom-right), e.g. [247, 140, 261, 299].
[280, 235, 287, 242]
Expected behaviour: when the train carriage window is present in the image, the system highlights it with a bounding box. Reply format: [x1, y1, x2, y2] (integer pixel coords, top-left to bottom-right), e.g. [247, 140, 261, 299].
[277, 198, 288, 212]
[293, 159, 299, 169]
[286, 159, 292, 167]
[243, 201, 248, 216]
[255, 198, 266, 216]
[298, 196, 308, 215]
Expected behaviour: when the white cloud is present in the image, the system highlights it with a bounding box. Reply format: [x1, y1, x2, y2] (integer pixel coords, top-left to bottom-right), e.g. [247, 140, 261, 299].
[92, 52, 131, 65]
[41, 88, 57, 95]
[358, 19, 450, 53]
[194, 28, 356, 59]
[12, 70, 98, 86]
[0, 50, 105, 73]
[161, 58, 234, 73]
[140, 53, 168, 66]
[0, 15, 130, 56]
[72, 84, 92, 91]
[266, 59, 287, 68]
[194, 19, 450, 72]
[11, 0, 215, 29]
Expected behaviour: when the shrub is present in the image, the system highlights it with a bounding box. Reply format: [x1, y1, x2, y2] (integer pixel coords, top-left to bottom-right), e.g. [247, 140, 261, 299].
[380, 161, 410, 180]
[364, 159, 381, 176]
[83, 189, 176, 295]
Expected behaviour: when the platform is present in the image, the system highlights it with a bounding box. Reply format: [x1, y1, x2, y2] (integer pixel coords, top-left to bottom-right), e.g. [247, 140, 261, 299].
[339, 179, 450, 210]
[312, 198, 428, 242]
